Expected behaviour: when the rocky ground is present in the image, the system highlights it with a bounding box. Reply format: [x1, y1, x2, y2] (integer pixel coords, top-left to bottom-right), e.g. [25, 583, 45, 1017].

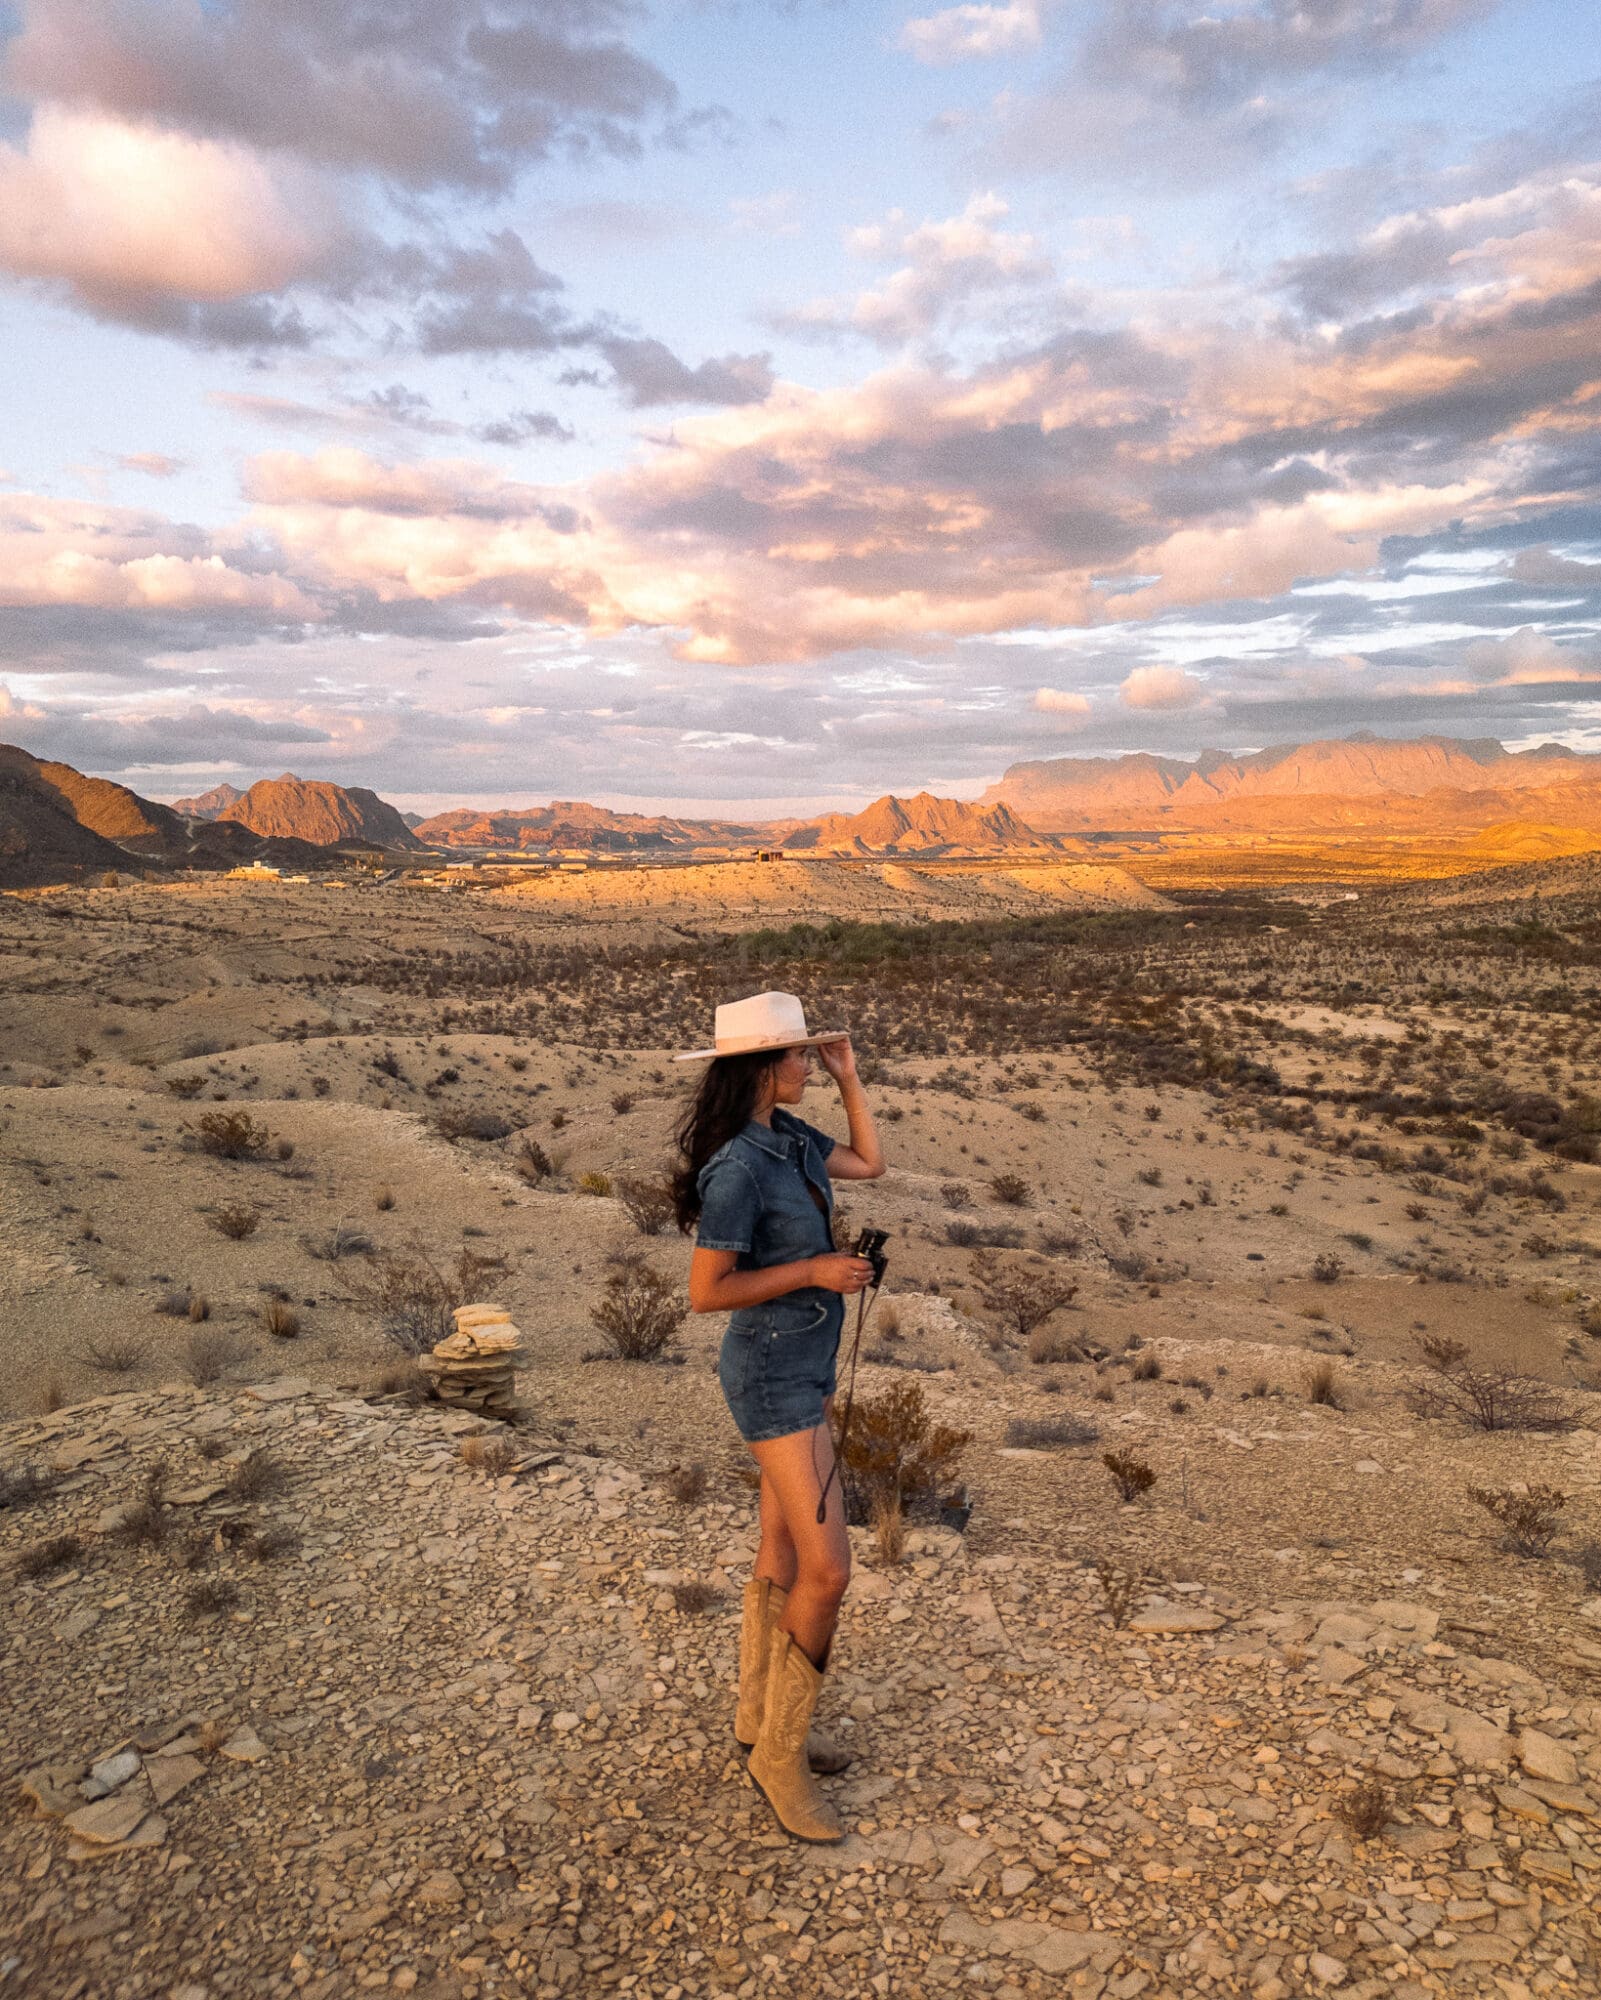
[4, 1375, 1600, 2000]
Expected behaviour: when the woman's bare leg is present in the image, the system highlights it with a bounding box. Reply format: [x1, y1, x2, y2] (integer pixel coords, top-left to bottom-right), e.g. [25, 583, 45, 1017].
[747, 1418, 850, 1666]
[754, 1471, 799, 1592]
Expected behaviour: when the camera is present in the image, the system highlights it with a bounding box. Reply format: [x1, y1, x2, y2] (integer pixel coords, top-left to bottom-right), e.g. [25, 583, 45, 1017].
[853, 1226, 889, 1287]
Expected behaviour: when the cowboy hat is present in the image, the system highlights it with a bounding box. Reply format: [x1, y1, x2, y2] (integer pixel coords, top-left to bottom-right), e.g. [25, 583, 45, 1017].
[674, 990, 848, 1063]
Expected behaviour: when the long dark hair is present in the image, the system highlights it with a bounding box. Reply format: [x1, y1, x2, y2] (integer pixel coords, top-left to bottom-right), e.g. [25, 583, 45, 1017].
[673, 1048, 785, 1234]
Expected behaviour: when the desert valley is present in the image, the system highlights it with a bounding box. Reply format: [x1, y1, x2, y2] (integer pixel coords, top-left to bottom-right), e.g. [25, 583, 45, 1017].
[1, 732, 1600, 2000]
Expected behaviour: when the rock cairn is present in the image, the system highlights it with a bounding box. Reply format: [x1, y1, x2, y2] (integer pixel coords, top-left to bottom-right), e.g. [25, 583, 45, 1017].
[414, 1302, 520, 1418]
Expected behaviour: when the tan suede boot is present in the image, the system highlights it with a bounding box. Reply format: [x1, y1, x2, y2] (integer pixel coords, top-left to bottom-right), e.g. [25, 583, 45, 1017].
[734, 1580, 852, 1775]
[747, 1629, 844, 1844]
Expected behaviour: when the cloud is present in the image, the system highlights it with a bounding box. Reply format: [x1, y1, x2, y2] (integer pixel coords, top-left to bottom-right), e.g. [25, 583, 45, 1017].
[0, 105, 339, 326]
[1120, 664, 1205, 710]
[3, 0, 679, 196]
[592, 337, 775, 408]
[1032, 686, 1091, 717]
[780, 194, 1049, 346]
[899, 2, 1042, 65]
[115, 453, 185, 478]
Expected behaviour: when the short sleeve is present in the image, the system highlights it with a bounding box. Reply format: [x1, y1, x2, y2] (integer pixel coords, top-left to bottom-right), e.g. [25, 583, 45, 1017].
[695, 1157, 760, 1252]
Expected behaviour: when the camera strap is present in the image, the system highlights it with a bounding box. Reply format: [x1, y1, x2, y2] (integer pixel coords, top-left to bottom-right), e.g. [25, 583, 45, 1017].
[815, 1278, 880, 1526]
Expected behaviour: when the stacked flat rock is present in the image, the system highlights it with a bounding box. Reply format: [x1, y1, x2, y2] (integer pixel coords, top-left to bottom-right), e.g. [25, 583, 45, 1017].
[416, 1304, 521, 1417]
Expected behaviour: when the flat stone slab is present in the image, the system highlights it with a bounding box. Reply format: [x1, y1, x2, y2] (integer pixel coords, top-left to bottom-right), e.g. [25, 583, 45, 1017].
[145, 1753, 206, 1806]
[938, 1910, 1119, 1974]
[1129, 1603, 1227, 1634]
[64, 1795, 148, 1846]
[243, 1379, 312, 1402]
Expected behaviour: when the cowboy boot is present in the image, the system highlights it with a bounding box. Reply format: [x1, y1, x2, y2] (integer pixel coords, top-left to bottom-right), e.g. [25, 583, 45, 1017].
[747, 1628, 844, 1845]
[734, 1580, 853, 1775]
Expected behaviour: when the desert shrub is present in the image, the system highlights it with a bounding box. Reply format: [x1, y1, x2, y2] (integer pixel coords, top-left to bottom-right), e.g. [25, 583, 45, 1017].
[832, 1378, 970, 1526]
[245, 1526, 300, 1562]
[672, 1579, 722, 1615]
[871, 1492, 907, 1564]
[154, 1289, 195, 1318]
[1137, 1165, 1163, 1187]
[17, 1532, 83, 1579]
[940, 1182, 972, 1209]
[374, 1185, 396, 1213]
[372, 1048, 404, 1079]
[666, 1463, 709, 1505]
[611, 1091, 636, 1115]
[1004, 1415, 1099, 1449]
[1305, 1361, 1343, 1408]
[309, 1074, 331, 1097]
[117, 1465, 170, 1546]
[512, 1136, 552, 1185]
[1311, 1251, 1344, 1283]
[1468, 1482, 1567, 1556]
[196, 1109, 272, 1160]
[459, 1434, 520, 1477]
[617, 1175, 676, 1236]
[1577, 1303, 1601, 1339]
[1017, 1101, 1045, 1123]
[1103, 1450, 1156, 1503]
[83, 1335, 142, 1373]
[589, 1254, 684, 1360]
[209, 1203, 259, 1240]
[1337, 1778, 1391, 1843]
[0, 1460, 61, 1511]
[186, 1293, 211, 1324]
[228, 1449, 290, 1500]
[971, 1252, 1078, 1340]
[262, 1300, 301, 1340]
[1411, 1338, 1578, 1433]
[990, 1173, 1031, 1208]
[166, 1074, 206, 1099]
[1106, 1251, 1152, 1281]
[435, 1107, 513, 1142]
[578, 1170, 614, 1197]
[302, 1222, 373, 1262]
[185, 1329, 241, 1385]
[347, 1245, 502, 1355]
[1131, 1351, 1162, 1382]
[1027, 1323, 1083, 1365]
[1095, 1559, 1139, 1628]
[184, 1578, 240, 1620]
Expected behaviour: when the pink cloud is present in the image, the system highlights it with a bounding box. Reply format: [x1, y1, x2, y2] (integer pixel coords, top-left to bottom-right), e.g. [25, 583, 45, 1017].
[1119, 665, 1204, 711]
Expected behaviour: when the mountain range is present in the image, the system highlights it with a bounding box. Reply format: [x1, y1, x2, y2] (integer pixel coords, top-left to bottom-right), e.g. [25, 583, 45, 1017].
[8, 731, 1601, 889]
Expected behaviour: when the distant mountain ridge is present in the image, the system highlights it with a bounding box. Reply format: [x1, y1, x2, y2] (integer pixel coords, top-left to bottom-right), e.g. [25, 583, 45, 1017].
[219, 775, 419, 850]
[984, 734, 1601, 831]
[170, 782, 244, 820]
[779, 791, 1052, 854]
[413, 799, 760, 852]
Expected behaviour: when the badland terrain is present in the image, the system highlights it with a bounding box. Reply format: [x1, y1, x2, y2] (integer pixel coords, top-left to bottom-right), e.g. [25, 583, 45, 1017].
[2, 815, 1601, 2000]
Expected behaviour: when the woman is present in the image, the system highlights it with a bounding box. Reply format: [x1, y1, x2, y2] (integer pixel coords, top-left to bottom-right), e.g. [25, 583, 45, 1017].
[673, 990, 885, 1844]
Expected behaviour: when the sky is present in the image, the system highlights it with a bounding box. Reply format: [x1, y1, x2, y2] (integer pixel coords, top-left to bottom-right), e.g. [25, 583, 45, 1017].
[2, 0, 1600, 814]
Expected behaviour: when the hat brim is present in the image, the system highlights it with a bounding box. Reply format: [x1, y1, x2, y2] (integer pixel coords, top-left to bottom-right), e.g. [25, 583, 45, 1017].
[673, 1029, 849, 1063]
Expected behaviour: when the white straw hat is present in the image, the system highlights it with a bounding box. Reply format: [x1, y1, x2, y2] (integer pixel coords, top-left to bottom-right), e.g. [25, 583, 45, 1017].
[675, 990, 848, 1063]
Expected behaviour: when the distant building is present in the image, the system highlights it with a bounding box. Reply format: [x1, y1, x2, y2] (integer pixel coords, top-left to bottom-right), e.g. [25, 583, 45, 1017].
[226, 864, 280, 880]
[757, 848, 785, 861]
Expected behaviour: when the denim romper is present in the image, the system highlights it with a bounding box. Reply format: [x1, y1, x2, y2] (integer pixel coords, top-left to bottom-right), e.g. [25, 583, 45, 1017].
[696, 1109, 843, 1443]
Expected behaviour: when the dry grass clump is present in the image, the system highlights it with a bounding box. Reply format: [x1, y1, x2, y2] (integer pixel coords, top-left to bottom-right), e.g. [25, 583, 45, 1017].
[118, 1465, 171, 1546]
[577, 1170, 614, 1197]
[1311, 1251, 1344, 1283]
[617, 1175, 676, 1236]
[971, 1252, 1078, 1341]
[1336, 1778, 1392, 1843]
[588, 1254, 684, 1360]
[1095, 1559, 1140, 1628]
[665, 1463, 709, 1505]
[303, 1221, 373, 1262]
[1103, 1449, 1157, 1503]
[1130, 1351, 1162, 1382]
[1305, 1360, 1343, 1408]
[82, 1335, 142, 1375]
[870, 1493, 907, 1565]
[1468, 1482, 1567, 1556]
[195, 1109, 272, 1160]
[209, 1203, 260, 1240]
[16, 1532, 83, 1579]
[1004, 1414, 1100, 1449]
[0, 1460, 62, 1512]
[244, 1526, 301, 1562]
[185, 1329, 242, 1386]
[1027, 1324, 1083, 1365]
[262, 1299, 301, 1340]
[166, 1074, 206, 1099]
[184, 1577, 240, 1620]
[459, 1433, 521, 1476]
[511, 1137, 551, 1185]
[1410, 1334, 1579, 1433]
[228, 1449, 290, 1501]
[940, 1182, 971, 1209]
[672, 1579, 723, 1615]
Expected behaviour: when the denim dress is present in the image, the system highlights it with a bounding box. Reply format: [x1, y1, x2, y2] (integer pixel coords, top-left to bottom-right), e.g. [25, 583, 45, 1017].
[696, 1109, 843, 1442]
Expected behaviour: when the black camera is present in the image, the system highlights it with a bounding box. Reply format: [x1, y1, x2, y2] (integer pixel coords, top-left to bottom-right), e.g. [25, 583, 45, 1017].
[853, 1226, 889, 1287]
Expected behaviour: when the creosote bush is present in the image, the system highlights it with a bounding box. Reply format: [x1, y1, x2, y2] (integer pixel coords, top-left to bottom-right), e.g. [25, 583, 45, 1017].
[195, 1110, 272, 1160]
[512, 1137, 551, 1185]
[1468, 1482, 1568, 1556]
[589, 1254, 685, 1360]
[434, 1107, 513, 1142]
[832, 1378, 970, 1527]
[990, 1173, 1031, 1208]
[971, 1251, 1078, 1341]
[349, 1245, 503, 1356]
[1095, 1560, 1139, 1629]
[1411, 1334, 1578, 1433]
[617, 1175, 676, 1236]
[1103, 1449, 1156, 1503]
[210, 1203, 260, 1240]
[1337, 1778, 1392, 1843]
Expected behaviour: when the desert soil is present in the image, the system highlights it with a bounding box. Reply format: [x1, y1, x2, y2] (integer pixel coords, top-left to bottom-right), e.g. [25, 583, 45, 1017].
[2, 864, 1600, 1999]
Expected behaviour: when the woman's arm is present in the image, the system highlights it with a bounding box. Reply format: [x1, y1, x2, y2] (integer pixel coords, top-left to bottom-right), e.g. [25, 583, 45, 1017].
[689, 1246, 875, 1314]
[817, 1036, 885, 1181]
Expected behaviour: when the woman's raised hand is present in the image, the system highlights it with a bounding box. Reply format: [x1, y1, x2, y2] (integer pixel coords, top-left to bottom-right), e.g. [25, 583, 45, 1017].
[810, 1252, 876, 1294]
[817, 1035, 857, 1085]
